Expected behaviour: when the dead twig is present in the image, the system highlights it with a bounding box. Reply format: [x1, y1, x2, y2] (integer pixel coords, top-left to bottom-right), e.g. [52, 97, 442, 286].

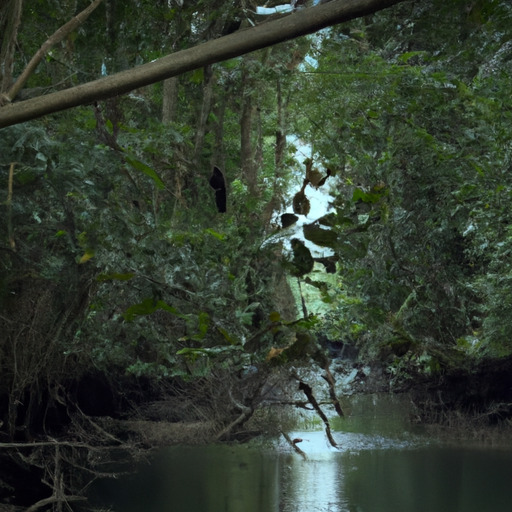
[25, 494, 86, 512]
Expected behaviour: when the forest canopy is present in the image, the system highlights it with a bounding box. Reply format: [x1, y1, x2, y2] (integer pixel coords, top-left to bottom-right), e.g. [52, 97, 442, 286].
[2, 0, 512, 448]
[0, 0, 403, 127]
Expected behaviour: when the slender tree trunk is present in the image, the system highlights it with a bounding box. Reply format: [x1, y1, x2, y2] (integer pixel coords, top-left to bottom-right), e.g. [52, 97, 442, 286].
[194, 65, 214, 162]
[212, 94, 227, 170]
[0, 0, 23, 94]
[262, 77, 289, 226]
[254, 98, 264, 172]
[162, 76, 179, 123]
[275, 78, 287, 170]
[240, 59, 258, 196]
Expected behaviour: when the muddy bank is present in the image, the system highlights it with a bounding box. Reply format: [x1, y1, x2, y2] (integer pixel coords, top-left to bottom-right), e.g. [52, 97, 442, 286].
[409, 353, 512, 426]
[332, 351, 512, 427]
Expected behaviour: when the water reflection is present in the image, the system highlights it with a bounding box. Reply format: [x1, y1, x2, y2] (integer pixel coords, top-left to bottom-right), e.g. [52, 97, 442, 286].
[280, 433, 345, 511]
[92, 445, 279, 512]
[89, 394, 512, 512]
[90, 432, 512, 512]
[343, 446, 512, 512]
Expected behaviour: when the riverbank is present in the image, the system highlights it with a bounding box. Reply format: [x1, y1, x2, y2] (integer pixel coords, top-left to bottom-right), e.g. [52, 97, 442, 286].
[1, 350, 512, 510]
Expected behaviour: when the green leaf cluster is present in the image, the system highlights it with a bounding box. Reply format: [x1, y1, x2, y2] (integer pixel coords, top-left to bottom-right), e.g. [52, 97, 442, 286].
[287, 0, 512, 370]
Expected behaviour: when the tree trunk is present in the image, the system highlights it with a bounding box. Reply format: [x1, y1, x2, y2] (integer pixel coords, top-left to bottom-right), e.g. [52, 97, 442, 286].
[254, 97, 264, 174]
[162, 76, 179, 124]
[0, 0, 23, 94]
[275, 78, 287, 171]
[194, 65, 214, 162]
[212, 93, 227, 170]
[240, 60, 258, 196]
[262, 77, 289, 226]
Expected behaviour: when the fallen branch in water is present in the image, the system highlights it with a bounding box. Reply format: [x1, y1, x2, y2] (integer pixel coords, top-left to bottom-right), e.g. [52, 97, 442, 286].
[281, 430, 307, 459]
[322, 364, 345, 418]
[291, 372, 339, 449]
[215, 389, 254, 441]
[214, 408, 253, 441]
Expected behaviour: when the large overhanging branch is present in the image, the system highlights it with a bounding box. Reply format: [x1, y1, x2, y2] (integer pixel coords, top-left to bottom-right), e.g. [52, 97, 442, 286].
[0, 0, 404, 129]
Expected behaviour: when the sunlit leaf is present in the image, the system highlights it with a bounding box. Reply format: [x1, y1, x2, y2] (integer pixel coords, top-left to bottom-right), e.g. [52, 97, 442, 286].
[217, 326, 238, 345]
[352, 188, 380, 203]
[222, 58, 240, 69]
[189, 68, 204, 84]
[204, 228, 226, 240]
[398, 51, 428, 63]
[266, 346, 286, 361]
[191, 311, 210, 340]
[78, 249, 94, 264]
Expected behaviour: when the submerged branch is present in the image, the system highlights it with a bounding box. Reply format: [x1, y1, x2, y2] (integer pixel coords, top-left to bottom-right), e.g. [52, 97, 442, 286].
[281, 430, 307, 459]
[292, 373, 339, 448]
[322, 365, 344, 418]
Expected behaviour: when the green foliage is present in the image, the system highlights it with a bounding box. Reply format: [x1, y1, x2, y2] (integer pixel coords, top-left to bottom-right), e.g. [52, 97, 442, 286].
[0, 102, 293, 402]
[288, 0, 512, 370]
[124, 155, 166, 190]
[4, 0, 512, 429]
[123, 298, 184, 322]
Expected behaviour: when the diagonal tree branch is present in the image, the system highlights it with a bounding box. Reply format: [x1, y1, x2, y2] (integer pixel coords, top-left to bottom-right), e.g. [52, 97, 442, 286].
[1, 0, 104, 106]
[0, 0, 404, 128]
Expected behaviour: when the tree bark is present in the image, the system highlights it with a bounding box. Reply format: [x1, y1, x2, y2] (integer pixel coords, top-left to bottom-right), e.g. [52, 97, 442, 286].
[212, 93, 227, 169]
[0, 0, 23, 94]
[194, 65, 214, 162]
[275, 78, 287, 171]
[240, 59, 257, 196]
[262, 76, 288, 226]
[0, 0, 405, 128]
[162, 76, 179, 124]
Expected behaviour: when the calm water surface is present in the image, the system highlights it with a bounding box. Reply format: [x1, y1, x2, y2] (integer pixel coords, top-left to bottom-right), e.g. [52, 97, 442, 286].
[90, 396, 512, 512]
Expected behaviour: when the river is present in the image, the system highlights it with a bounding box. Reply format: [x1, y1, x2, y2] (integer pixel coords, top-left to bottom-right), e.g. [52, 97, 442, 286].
[88, 394, 512, 512]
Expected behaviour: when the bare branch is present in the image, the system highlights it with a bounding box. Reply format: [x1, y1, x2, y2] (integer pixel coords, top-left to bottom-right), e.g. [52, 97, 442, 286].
[25, 495, 86, 512]
[292, 372, 339, 448]
[3, 0, 104, 104]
